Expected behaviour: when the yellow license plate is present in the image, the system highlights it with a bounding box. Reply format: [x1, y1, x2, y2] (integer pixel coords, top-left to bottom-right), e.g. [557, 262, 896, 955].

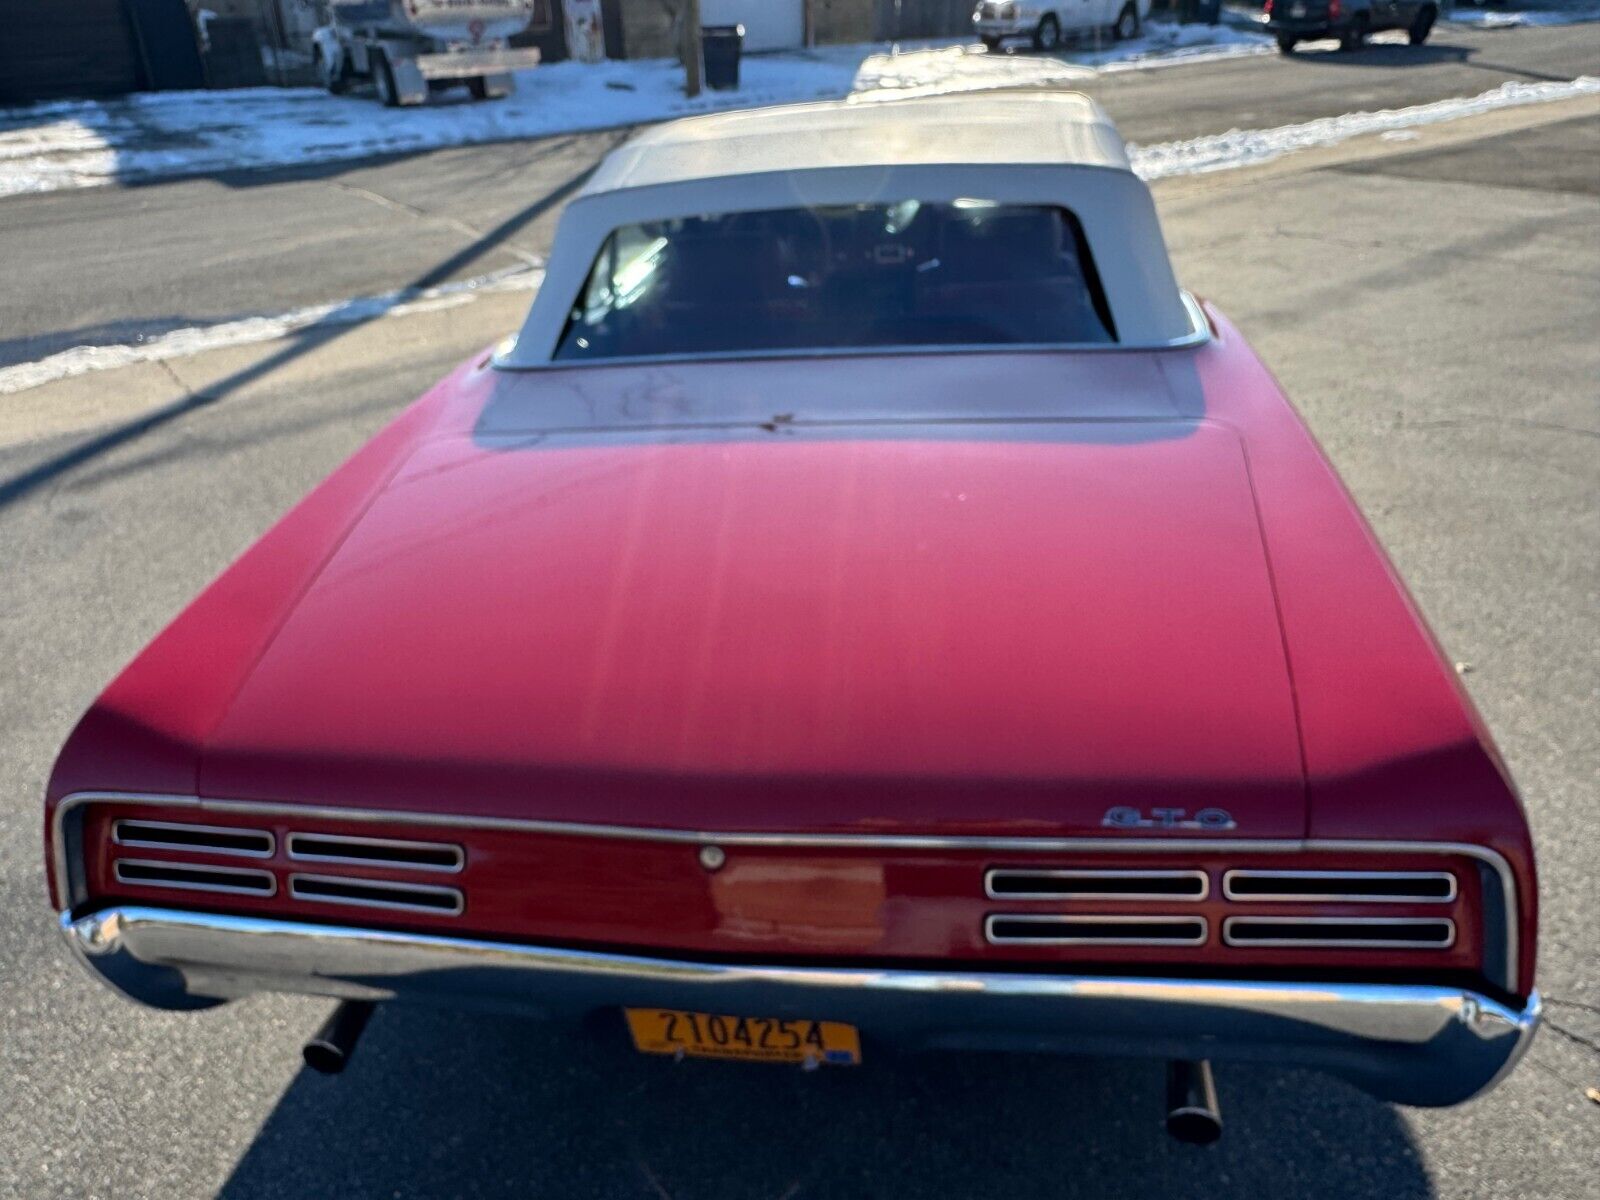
[625, 1008, 861, 1066]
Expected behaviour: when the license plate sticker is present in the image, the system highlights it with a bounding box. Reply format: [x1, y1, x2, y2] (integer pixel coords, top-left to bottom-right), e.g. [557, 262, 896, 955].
[625, 1008, 861, 1066]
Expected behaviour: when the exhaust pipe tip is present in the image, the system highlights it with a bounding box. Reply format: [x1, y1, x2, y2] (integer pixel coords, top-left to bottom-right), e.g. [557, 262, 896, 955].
[302, 1038, 350, 1075]
[303, 1000, 376, 1075]
[1165, 1105, 1223, 1145]
[1165, 1059, 1222, 1145]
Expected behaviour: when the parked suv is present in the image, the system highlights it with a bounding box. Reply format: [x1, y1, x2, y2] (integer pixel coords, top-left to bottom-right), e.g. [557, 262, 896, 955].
[1265, 0, 1437, 53]
[973, 1, 1153, 50]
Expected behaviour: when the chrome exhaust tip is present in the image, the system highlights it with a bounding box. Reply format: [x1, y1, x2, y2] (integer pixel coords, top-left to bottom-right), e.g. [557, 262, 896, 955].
[1165, 1059, 1222, 1144]
[303, 1000, 376, 1075]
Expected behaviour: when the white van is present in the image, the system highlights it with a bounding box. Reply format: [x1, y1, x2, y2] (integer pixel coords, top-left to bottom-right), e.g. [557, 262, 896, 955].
[973, 0, 1152, 49]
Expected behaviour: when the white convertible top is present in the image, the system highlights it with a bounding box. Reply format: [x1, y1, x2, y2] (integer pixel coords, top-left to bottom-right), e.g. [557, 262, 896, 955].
[503, 95, 1201, 364]
[581, 94, 1131, 195]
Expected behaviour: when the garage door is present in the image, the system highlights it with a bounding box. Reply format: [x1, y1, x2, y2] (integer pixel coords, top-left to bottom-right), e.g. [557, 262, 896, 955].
[701, 0, 804, 52]
[0, 0, 144, 101]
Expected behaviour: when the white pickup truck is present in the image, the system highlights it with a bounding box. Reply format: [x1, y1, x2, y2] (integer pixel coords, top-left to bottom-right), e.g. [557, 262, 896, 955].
[313, 0, 542, 106]
[973, 0, 1152, 49]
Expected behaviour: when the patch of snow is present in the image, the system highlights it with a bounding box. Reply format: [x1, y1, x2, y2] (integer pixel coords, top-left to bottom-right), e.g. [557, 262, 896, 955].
[1444, 5, 1600, 29]
[1077, 22, 1274, 72]
[0, 265, 543, 396]
[0, 25, 1271, 199]
[1128, 76, 1600, 179]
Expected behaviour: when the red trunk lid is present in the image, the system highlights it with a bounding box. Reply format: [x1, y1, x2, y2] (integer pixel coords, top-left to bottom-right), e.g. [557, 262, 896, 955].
[200, 421, 1307, 838]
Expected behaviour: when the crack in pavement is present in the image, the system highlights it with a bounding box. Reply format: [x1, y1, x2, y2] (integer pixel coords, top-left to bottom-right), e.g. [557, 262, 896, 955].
[332, 180, 544, 268]
[1403, 415, 1600, 439]
[1543, 1019, 1600, 1057]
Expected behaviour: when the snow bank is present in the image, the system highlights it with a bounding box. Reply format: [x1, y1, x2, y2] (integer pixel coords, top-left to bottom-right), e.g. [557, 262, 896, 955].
[0, 25, 1269, 199]
[1445, 5, 1600, 29]
[1129, 75, 1600, 179]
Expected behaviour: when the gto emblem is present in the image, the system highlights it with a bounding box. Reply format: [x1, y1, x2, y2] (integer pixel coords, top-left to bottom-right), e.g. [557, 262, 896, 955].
[1102, 806, 1236, 831]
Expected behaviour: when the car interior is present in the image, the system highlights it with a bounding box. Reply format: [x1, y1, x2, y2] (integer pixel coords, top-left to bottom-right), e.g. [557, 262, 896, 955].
[556, 200, 1119, 359]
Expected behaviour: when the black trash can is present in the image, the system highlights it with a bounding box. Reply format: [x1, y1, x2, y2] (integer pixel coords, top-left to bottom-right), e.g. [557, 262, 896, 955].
[701, 24, 744, 91]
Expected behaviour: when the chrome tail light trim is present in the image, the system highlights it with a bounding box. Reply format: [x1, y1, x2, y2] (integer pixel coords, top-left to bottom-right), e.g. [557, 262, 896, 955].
[50, 792, 1525, 994]
[985, 914, 1208, 946]
[286, 833, 464, 874]
[1222, 870, 1457, 904]
[287, 873, 464, 916]
[113, 858, 277, 897]
[985, 868, 1208, 901]
[112, 819, 274, 858]
[1222, 917, 1456, 950]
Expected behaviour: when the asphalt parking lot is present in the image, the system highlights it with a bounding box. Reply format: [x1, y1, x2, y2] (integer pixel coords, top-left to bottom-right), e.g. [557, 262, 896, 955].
[2, 24, 1597, 1200]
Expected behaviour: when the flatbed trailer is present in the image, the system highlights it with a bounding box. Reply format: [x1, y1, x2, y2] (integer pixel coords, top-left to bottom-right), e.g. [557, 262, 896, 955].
[313, 0, 541, 106]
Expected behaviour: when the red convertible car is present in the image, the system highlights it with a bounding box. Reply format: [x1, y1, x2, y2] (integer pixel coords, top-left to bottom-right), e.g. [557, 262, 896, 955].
[48, 95, 1538, 1140]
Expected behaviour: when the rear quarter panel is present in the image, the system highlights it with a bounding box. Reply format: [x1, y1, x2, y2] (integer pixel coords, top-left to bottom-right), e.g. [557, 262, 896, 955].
[1193, 304, 1536, 995]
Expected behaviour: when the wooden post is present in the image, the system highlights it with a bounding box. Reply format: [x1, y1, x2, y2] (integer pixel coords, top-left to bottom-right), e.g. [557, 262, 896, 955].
[683, 0, 703, 97]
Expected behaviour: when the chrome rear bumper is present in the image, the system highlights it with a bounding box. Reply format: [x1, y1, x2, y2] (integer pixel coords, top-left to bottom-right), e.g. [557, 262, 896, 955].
[63, 905, 1539, 1106]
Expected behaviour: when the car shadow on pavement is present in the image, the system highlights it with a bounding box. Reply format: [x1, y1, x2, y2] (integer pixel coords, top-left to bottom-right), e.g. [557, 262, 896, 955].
[1285, 39, 1576, 82]
[118, 129, 604, 192]
[1280, 40, 1473, 66]
[217, 1003, 1435, 1200]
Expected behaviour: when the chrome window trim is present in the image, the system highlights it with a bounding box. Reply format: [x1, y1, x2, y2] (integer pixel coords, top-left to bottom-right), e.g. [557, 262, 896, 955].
[985, 914, 1208, 946]
[1222, 916, 1457, 951]
[984, 868, 1209, 901]
[492, 291, 1212, 372]
[286, 832, 465, 874]
[112, 819, 275, 859]
[113, 857, 277, 898]
[287, 873, 465, 917]
[50, 790, 1523, 990]
[1222, 869, 1458, 904]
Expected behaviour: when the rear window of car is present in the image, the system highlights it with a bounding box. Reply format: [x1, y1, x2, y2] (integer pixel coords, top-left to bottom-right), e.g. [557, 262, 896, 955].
[552, 201, 1117, 361]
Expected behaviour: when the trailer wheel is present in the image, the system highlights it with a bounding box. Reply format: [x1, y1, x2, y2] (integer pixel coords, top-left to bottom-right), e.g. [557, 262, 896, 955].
[467, 77, 489, 101]
[372, 50, 400, 107]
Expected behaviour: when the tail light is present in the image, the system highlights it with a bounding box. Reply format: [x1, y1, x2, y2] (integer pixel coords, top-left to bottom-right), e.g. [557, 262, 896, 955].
[1329, 0, 1343, 18]
[1264, 0, 1273, 13]
[74, 800, 1518, 997]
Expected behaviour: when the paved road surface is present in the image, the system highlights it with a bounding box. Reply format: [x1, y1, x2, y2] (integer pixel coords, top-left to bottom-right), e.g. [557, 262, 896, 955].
[0, 22, 1596, 367]
[1, 30, 1597, 1200]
